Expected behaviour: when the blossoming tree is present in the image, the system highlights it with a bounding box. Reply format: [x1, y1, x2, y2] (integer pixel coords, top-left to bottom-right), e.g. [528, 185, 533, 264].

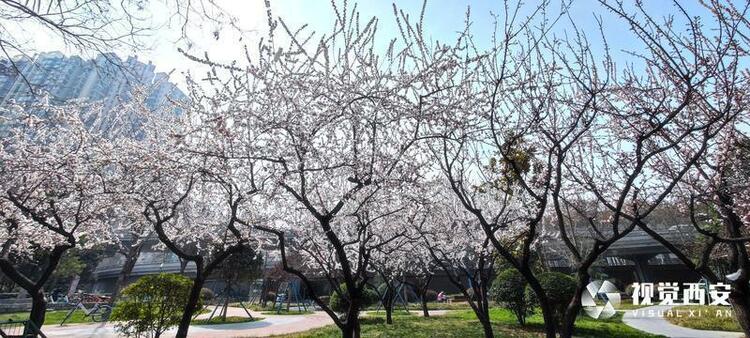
[0, 102, 115, 327]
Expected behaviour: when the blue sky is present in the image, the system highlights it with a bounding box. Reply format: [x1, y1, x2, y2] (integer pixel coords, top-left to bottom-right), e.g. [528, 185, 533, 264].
[20, 0, 718, 88]
[187, 0, 712, 85]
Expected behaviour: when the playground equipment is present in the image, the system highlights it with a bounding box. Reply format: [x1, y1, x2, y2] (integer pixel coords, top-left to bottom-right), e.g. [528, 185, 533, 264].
[247, 279, 268, 306]
[273, 280, 312, 313]
[203, 283, 254, 322]
[375, 281, 412, 313]
[60, 293, 112, 326]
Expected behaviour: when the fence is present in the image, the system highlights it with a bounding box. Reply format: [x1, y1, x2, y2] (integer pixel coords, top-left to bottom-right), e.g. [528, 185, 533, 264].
[0, 320, 46, 338]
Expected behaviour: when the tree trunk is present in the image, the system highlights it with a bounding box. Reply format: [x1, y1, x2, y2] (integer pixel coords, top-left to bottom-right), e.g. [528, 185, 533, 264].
[112, 245, 143, 302]
[722, 196, 750, 338]
[341, 313, 362, 338]
[0, 245, 70, 329]
[66, 275, 80, 297]
[729, 285, 750, 338]
[560, 271, 589, 338]
[175, 275, 206, 338]
[179, 258, 188, 275]
[420, 297, 429, 317]
[28, 291, 47, 330]
[221, 282, 231, 321]
[384, 288, 394, 324]
[522, 270, 556, 338]
[340, 292, 362, 338]
[418, 276, 431, 317]
[261, 281, 269, 307]
[729, 274, 750, 338]
[479, 314, 494, 338]
[385, 304, 393, 324]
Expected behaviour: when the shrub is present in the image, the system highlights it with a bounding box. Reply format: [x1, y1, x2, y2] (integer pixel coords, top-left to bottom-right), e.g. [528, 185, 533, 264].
[490, 269, 532, 325]
[111, 273, 199, 338]
[329, 283, 379, 313]
[423, 289, 438, 302]
[526, 272, 576, 325]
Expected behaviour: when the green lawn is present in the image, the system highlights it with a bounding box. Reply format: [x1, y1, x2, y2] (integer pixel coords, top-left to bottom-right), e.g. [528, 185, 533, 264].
[0, 309, 96, 325]
[192, 316, 262, 325]
[261, 310, 315, 315]
[364, 310, 413, 317]
[235, 303, 267, 311]
[0, 307, 211, 327]
[241, 301, 473, 312]
[615, 303, 651, 310]
[403, 302, 473, 311]
[664, 305, 741, 332]
[272, 308, 665, 338]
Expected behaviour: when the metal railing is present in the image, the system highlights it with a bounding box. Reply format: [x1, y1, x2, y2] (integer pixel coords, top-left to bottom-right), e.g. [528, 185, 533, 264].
[0, 320, 47, 338]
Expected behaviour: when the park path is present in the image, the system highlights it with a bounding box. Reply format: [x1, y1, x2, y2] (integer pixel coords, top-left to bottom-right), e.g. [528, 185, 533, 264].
[40, 306, 449, 337]
[622, 305, 744, 338]
[41, 306, 333, 338]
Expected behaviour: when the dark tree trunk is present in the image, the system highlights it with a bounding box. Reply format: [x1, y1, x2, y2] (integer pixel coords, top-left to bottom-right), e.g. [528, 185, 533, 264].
[420, 297, 429, 317]
[384, 287, 395, 324]
[475, 297, 494, 338]
[417, 276, 431, 317]
[112, 244, 143, 302]
[175, 275, 206, 338]
[221, 281, 231, 321]
[341, 319, 361, 338]
[29, 291, 47, 329]
[0, 245, 70, 329]
[179, 258, 188, 275]
[341, 296, 362, 338]
[560, 270, 590, 338]
[727, 242, 750, 337]
[520, 269, 556, 338]
[479, 315, 494, 338]
[729, 281, 750, 338]
[722, 193, 750, 338]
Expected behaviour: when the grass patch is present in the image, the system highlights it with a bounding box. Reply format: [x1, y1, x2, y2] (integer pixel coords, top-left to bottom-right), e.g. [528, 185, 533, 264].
[0, 307, 212, 326]
[271, 307, 665, 338]
[237, 301, 472, 312]
[402, 302, 473, 311]
[664, 305, 740, 332]
[261, 310, 315, 315]
[0, 309, 98, 325]
[192, 316, 262, 325]
[363, 310, 413, 317]
[615, 303, 651, 310]
[232, 303, 267, 311]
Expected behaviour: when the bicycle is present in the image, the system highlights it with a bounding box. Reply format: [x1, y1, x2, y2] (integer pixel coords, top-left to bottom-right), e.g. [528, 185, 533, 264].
[60, 293, 112, 326]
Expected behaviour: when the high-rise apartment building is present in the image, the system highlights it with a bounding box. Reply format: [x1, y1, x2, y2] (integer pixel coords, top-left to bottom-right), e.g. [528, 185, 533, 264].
[0, 51, 188, 113]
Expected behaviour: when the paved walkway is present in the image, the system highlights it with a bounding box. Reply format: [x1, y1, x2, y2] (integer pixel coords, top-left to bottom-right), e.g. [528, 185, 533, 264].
[42, 306, 334, 338]
[40, 306, 449, 338]
[622, 305, 745, 338]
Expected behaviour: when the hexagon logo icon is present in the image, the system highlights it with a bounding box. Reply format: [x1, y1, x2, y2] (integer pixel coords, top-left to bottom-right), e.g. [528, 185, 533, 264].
[581, 280, 620, 319]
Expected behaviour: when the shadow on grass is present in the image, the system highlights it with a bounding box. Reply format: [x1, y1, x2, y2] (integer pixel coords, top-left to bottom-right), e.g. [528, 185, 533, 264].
[271, 308, 665, 338]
